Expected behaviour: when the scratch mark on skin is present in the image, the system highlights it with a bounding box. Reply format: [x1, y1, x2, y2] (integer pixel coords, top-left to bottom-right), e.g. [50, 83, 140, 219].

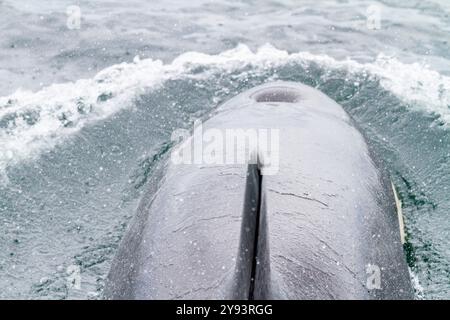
[322, 193, 338, 198]
[268, 188, 329, 207]
[274, 251, 363, 291]
[274, 254, 333, 278]
[173, 273, 229, 299]
[306, 238, 365, 290]
[172, 215, 239, 233]
[277, 265, 338, 300]
[218, 172, 246, 177]
[273, 210, 308, 217]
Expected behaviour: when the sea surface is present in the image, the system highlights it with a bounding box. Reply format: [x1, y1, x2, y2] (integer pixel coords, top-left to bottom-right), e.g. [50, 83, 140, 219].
[0, 0, 449, 299]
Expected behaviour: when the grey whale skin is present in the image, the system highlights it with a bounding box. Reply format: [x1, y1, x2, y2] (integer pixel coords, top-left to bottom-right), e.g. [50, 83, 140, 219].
[104, 82, 413, 300]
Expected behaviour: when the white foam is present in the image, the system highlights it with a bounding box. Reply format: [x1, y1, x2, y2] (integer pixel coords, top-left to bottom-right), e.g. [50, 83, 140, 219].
[409, 267, 425, 299]
[1, 44, 449, 184]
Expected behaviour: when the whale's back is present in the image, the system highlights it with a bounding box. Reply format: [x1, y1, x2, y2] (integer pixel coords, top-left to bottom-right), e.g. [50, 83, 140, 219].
[104, 82, 413, 299]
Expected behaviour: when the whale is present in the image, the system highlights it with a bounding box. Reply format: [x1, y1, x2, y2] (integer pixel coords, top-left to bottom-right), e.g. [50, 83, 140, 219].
[104, 81, 413, 299]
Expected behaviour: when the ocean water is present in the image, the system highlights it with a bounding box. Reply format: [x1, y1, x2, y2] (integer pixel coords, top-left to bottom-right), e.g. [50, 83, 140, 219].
[0, 0, 449, 299]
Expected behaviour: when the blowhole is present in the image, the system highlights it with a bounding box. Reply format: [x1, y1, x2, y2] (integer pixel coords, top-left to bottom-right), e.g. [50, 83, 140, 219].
[253, 88, 300, 103]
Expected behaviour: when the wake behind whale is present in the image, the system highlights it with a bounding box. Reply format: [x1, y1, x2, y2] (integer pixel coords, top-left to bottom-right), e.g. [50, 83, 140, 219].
[104, 82, 413, 299]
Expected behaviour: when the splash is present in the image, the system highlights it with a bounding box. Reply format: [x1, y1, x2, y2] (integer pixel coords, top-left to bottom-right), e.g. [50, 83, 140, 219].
[1, 44, 449, 184]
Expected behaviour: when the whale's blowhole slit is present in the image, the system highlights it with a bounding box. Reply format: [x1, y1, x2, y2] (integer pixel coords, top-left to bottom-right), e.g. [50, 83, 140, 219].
[253, 88, 300, 103]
